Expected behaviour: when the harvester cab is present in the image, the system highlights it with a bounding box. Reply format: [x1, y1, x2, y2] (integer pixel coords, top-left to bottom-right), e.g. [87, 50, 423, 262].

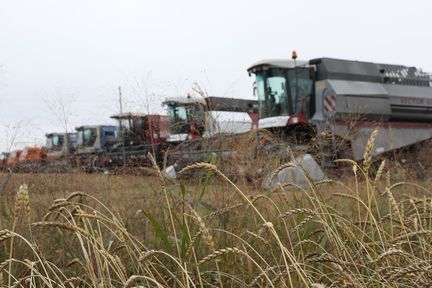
[163, 96, 207, 143]
[46, 132, 77, 160]
[75, 125, 118, 155]
[247, 58, 315, 138]
[73, 125, 118, 170]
[163, 95, 259, 143]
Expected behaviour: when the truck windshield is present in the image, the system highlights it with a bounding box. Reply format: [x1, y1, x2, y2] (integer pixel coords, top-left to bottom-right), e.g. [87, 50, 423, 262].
[47, 134, 64, 151]
[77, 128, 97, 147]
[166, 104, 190, 134]
[255, 67, 313, 119]
[166, 103, 206, 135]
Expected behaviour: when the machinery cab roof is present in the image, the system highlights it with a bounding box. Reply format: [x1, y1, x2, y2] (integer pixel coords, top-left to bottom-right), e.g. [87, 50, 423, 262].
[247, 59, 309, 75]
[163, 96, 206, 106]
[75, 124, 117, 131]
[110, 112, 148, 119]
[46, 132, 76, 137]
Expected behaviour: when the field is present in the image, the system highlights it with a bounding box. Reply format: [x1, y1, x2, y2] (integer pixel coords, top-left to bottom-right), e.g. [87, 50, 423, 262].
[1, 141, 432, 287]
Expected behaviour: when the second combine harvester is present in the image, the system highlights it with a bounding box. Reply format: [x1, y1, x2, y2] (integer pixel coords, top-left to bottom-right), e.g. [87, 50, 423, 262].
[162, 95, 259, 169]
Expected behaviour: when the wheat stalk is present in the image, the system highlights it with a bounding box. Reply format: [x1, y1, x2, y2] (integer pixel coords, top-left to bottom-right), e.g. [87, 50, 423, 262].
[179, 163, 217, 175]
[279, 208, 315, 218]
[148, 152, 165, 188]
[369, 248, 403, 264]
[32, 221, 91, 238]
[198, 247, 242, 265]
[205, 203, 244, 219]
[192, 210, 216, 252]
[292, 214, 315, 232]
[14, 184, 30, 221]
[373, 160, 386, 190]
[269, 162, 297, 181]
[363, 128, 378, 172]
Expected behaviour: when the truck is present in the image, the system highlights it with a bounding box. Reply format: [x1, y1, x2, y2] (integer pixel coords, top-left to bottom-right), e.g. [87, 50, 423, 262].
[247, 54, 432, 170]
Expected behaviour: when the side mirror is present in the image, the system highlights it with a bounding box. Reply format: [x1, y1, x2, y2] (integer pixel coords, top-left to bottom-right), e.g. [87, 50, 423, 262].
[253, 81, 258, 98]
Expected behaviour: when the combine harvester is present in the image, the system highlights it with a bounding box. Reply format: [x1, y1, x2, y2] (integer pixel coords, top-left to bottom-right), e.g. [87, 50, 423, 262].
[17, 147, 47, 172]
[108, 112, 170, 168]
[44, 132, 77, 171]
[73, 124, 118, 171]
[162, 95, 259, 174]
[46, 132, 77, 160]
[73, 113, 170, 172]
[247, 52, 432, 187]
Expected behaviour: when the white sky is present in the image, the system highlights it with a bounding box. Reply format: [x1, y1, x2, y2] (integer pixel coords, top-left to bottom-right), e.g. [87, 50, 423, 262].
[0, 0, 431, 151]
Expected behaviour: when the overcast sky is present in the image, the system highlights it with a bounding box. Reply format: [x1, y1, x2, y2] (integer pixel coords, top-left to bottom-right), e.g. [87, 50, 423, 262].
[0, 0, 431, 151]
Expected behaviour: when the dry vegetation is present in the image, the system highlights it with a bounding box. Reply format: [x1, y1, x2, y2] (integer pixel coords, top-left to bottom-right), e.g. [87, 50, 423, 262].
[1, 132, 432, 287]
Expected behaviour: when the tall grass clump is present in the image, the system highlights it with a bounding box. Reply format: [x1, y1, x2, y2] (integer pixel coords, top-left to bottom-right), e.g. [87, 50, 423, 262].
[1, 130, 432, 287]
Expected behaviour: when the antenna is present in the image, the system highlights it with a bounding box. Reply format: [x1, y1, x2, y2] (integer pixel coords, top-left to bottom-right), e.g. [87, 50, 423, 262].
[292, 50, 299, 113]
[119, 86, 126, 170]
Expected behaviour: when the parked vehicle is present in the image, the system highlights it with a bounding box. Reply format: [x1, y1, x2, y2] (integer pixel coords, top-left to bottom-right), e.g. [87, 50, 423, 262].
[17, 146, 47, 172]
[108, 112, 170, 167]
[247, 53, 432, 167]
[163, 95, 259, 168]
[46, 132, 77, 160]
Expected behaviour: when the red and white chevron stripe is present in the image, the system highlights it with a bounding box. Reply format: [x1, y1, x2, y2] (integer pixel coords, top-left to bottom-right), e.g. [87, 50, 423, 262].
[323, 95, 336, 113]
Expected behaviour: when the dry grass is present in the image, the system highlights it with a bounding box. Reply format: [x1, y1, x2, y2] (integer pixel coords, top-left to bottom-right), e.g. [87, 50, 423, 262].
[1, 133, 432, 286]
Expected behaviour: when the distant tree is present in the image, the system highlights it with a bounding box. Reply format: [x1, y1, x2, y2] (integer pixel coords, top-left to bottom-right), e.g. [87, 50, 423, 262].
[128, 72, 167, 115]
[44, 89, 76, 133]
[2, 120, 24, 153]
